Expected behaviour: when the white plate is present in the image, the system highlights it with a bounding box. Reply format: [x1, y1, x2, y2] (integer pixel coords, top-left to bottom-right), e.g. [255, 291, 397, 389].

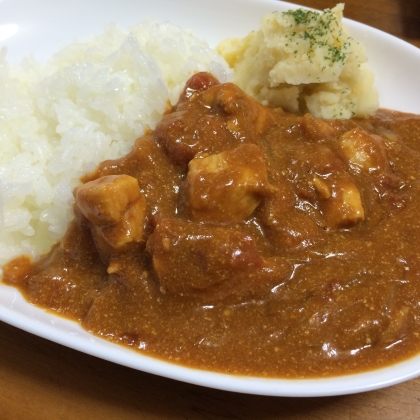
[1, 0, 420, 397]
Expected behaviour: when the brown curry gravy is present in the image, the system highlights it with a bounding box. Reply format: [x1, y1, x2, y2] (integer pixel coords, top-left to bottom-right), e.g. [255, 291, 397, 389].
[3, 73, 420, 378]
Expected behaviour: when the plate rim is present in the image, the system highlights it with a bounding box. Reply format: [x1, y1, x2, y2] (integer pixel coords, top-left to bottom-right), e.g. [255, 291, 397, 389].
[1, 0, 420, 397]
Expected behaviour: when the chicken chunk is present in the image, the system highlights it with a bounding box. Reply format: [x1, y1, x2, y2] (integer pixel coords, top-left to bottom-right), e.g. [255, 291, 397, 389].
[155, 73, 275, 165]
[338, 128, 388, 174]
[74, 175, 146, 260]
[146, 217, 291, 301]
[155, 108, 234, 165]
[185, 143, 275, 223]
[295, 144, 365, 229]
[321, 179, 365, 228]
[199, 81, 276, 141]
[301, 113, 337, 141]
[259, 188, 327, 252]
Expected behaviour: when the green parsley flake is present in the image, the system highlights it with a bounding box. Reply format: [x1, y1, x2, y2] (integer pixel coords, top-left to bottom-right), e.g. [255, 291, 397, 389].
[282, 7, 351, 64]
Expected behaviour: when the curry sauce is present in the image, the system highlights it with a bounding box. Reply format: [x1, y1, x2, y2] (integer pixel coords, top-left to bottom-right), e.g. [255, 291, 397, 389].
[3, 73, 420, 378]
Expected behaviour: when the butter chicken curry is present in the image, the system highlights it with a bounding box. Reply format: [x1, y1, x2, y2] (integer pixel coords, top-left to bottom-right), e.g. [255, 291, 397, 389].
[3, 73, 420, 378]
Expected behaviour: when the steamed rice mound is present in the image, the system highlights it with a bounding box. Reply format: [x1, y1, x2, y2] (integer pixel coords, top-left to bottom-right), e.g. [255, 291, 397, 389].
[217, 3, 378, 119]
[0, 22, 232, 267]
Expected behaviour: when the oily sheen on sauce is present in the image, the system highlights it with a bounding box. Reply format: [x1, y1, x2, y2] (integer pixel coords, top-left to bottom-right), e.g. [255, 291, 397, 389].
[4, 73, 420, 378]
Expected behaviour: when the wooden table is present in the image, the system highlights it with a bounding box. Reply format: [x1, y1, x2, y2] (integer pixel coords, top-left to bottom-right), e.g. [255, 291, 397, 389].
[1, 1, 420, 419]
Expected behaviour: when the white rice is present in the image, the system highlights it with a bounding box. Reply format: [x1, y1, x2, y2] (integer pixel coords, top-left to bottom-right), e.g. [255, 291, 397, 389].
[0, 21, 232, 268]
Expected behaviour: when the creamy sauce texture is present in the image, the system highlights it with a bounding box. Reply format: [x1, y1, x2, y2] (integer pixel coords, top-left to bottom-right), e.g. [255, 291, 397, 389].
[3, 73, 420, 378]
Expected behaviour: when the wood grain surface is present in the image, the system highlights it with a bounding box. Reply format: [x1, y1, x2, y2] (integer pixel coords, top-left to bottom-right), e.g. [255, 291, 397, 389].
[1, 1, 420, 419]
